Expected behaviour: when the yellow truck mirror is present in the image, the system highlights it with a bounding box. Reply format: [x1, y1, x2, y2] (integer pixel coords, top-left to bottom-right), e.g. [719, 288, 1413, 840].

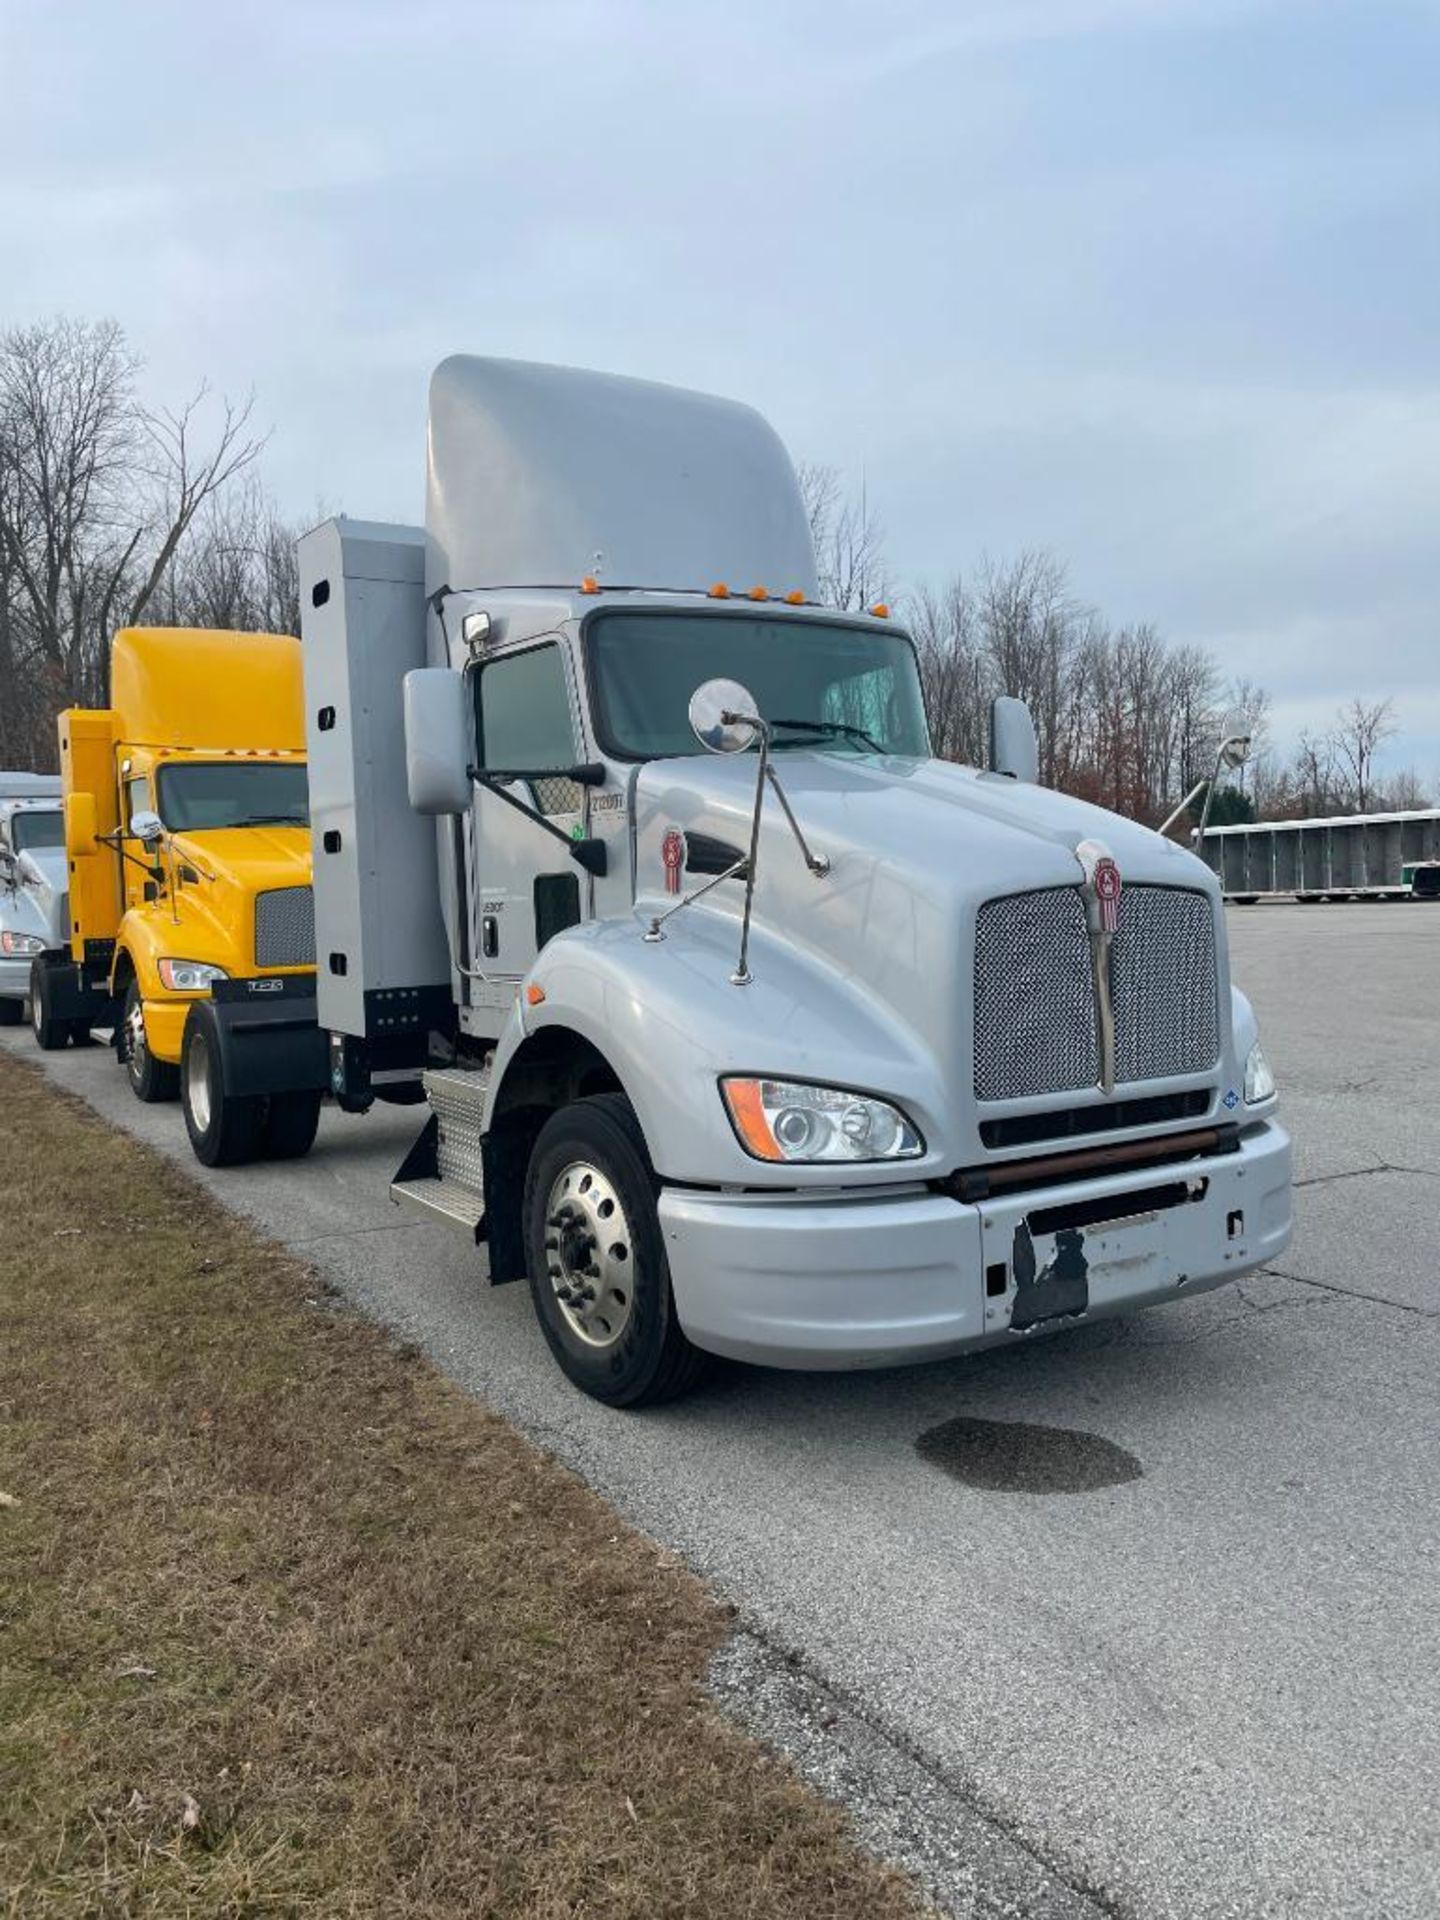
[65, 790, 98, 855]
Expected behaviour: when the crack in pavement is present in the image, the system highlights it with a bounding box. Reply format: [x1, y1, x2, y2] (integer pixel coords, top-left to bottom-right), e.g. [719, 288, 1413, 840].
[710, 1628, 1121, 1920]
[1294, 1160, 1440, 1189]
[1259, 1264, 1440, 1320]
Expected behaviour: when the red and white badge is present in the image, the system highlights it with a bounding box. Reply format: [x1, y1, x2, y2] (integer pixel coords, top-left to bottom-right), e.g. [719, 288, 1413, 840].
[1093, 855, 1123, 933]
[661, 828, 684, 895]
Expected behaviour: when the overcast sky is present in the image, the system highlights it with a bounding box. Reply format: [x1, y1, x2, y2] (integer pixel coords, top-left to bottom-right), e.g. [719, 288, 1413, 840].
[3, 0, 1436, 771]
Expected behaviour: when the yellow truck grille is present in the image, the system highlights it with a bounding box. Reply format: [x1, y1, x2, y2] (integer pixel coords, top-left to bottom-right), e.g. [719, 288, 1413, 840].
[255, 886, 316, 969]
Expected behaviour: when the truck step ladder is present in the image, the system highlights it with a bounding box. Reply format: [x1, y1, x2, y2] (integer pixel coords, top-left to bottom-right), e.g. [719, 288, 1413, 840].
[389, 1065, 490, 1242]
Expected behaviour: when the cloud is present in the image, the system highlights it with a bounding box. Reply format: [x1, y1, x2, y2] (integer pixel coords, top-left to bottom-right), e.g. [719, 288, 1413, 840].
[2, 0, 1435, 772]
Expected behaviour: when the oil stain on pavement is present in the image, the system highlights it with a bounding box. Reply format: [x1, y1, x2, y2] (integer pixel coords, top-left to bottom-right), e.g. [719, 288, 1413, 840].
[914, 1415, 1143, 1493]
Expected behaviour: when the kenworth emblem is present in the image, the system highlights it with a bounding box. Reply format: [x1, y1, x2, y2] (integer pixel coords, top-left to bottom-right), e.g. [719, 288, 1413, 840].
[1093, 854, 1123, 933]
[1075, 839, 1122, 1095]
[661, 828, 684, 895]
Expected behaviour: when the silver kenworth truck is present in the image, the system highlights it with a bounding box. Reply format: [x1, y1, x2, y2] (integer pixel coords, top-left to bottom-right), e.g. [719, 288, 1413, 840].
[0, 773, 64, 1028]
[296, 356, 1292, 1406]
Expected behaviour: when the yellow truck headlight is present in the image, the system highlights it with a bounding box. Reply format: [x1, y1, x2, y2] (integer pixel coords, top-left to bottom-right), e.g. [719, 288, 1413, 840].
[721, 1077, 924, 1163]
[157, 959, 229, 992]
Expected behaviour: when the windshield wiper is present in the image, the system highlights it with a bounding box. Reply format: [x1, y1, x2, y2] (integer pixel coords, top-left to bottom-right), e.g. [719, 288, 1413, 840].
[226, 814, 308, 828]
[769, 717, 887, 754]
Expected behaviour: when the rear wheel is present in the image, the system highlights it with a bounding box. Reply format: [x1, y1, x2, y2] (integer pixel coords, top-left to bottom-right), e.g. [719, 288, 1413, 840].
[522, 1093, 707, 1407]
[0, 998, 22, 1026]
[123, 980, 179, 1102]
[260, 1089, 322, 1161]
[30, 961, 72, 1052]
[181, 1005, 262, 1166]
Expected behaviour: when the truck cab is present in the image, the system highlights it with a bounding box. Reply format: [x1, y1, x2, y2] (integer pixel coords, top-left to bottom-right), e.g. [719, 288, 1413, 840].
[36, 627, 324, 1159]
[0, 775, 64, 1026]
[299, 356, 1293, 1407]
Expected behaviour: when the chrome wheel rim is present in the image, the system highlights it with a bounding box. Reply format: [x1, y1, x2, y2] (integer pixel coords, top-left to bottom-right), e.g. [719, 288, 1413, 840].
[186, 1030, 212, 1134]
[30, 990, 42, 1038]
[125, 996, 148, 1086]
[543, 1161, 634, 1349]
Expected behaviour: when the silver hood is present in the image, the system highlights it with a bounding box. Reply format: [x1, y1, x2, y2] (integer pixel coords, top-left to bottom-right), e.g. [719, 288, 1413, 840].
[624, 749, 1234, 1164]
[4, 846, 69, 950]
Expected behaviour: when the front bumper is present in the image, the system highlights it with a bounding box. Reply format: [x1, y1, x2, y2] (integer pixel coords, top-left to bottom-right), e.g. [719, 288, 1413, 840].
[660, 1119, 1292, 1369]
[139, 996, 190, 1064]
[0, 955, 37, 1001]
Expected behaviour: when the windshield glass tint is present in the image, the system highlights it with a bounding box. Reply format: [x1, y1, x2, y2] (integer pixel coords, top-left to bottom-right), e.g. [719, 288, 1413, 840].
[587, 611, 930, 760]
[156, 761, 309, 831]
[10, 810, 63, 852]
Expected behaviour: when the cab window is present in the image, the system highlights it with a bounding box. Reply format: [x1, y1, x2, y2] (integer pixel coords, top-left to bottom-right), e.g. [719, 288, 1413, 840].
[126, 776, 152, 828]
[476, 645, 581, 816]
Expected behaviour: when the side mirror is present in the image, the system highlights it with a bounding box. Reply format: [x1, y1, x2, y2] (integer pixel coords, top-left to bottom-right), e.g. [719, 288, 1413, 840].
[404, 668, 474, 815]
[689, 678, 763, 754]
[989, 696, 1039, 784]
[65, 790, 98, 856]
[129, 810, 165, 846]
[1218, 732, 1252, 771]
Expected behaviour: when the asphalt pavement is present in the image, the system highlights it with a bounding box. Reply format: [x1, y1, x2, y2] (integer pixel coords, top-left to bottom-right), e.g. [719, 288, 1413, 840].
[8, 902, 1438, 1920]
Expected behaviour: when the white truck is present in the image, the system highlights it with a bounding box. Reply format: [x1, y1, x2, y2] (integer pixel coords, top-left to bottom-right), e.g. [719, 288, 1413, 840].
[297, 356, 1292, 1406]
[0, 772, 65, 1027]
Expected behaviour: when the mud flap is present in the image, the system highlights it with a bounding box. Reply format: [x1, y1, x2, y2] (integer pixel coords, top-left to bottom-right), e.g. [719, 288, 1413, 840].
[205, 977, 328, 1098]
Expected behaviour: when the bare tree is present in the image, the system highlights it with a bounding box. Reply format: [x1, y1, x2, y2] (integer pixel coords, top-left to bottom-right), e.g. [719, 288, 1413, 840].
[1331, 697, 1398, 814]
[156, 477, 304, 636]
[797, 459, 890, 611]
[0, 317, 264, 723]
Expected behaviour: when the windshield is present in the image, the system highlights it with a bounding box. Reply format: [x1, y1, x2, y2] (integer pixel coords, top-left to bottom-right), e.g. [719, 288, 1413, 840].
[586, 610, 931, 760]
[9, 809, 63, 853]
[156, 761, 309, 832]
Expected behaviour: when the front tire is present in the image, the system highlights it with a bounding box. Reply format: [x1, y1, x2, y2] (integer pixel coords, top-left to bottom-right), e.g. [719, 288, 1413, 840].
[122, 980, 179, 1102]
[522, 1093, 707, 1407]
[260, 1089, 322, 1161]
[30, 961, 72, 1052]
[181, 1003, 262, 1166]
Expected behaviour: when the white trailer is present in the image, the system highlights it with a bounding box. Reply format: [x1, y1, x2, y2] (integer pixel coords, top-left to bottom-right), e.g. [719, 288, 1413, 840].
[1199, 808, 1440, 901]
[296, 357, 1292, 1405]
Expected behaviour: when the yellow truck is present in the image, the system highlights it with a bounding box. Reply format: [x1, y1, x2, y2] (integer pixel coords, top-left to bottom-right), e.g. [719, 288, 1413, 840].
[32, 626, 328, 1162]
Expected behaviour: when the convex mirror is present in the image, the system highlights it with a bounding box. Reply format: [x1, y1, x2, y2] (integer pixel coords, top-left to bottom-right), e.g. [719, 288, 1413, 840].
[689, 679, 762, 755]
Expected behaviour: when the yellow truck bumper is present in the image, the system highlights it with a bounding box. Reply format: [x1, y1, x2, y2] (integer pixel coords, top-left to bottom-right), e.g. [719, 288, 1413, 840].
[140, 997, 191, 1065]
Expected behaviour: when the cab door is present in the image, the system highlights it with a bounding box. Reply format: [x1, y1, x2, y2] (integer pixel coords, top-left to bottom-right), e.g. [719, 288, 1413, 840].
[470, 641, 587, 983]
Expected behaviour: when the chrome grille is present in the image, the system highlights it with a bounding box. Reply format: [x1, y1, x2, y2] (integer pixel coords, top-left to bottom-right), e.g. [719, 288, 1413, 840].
[974, 885, 1218, 1102]
[1112, 887, 1219, 1084]
[254, 885, 316, 969]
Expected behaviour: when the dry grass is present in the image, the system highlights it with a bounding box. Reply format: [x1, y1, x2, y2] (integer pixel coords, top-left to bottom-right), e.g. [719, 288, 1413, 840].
[0, 1051, 924, 1919]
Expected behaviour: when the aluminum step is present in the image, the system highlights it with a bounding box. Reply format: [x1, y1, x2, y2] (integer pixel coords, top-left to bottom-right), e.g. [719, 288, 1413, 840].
[389, 1170, 486, 1241]
[387, 1064, 492, 1244]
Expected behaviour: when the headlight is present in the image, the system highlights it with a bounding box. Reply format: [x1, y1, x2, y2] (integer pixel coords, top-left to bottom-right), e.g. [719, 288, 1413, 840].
[1244, 1041, 1276, 1104]
[157, 958, 229, 992]
[0, 930, 45, 957]
[721, 1077, 924, 1163]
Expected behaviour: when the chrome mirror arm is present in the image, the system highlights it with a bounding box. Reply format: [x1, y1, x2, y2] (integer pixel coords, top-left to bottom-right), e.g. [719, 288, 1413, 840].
[642, 856, 749, 944]
[764, 764, 830, 878]
[730, 718, 772, 986]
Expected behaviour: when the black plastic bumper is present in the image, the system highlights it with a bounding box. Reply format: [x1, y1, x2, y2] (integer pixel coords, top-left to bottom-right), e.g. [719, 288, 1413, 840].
[204, 976, 329, 1098]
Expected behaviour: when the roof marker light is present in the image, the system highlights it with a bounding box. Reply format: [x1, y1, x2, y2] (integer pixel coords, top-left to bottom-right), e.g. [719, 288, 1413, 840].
[870, 602, 890, 619]
[708, 582, 731, 599]
[579, 576, 600, 595]
[748, 586, 768, 602]
[785, 590, 806, 605]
